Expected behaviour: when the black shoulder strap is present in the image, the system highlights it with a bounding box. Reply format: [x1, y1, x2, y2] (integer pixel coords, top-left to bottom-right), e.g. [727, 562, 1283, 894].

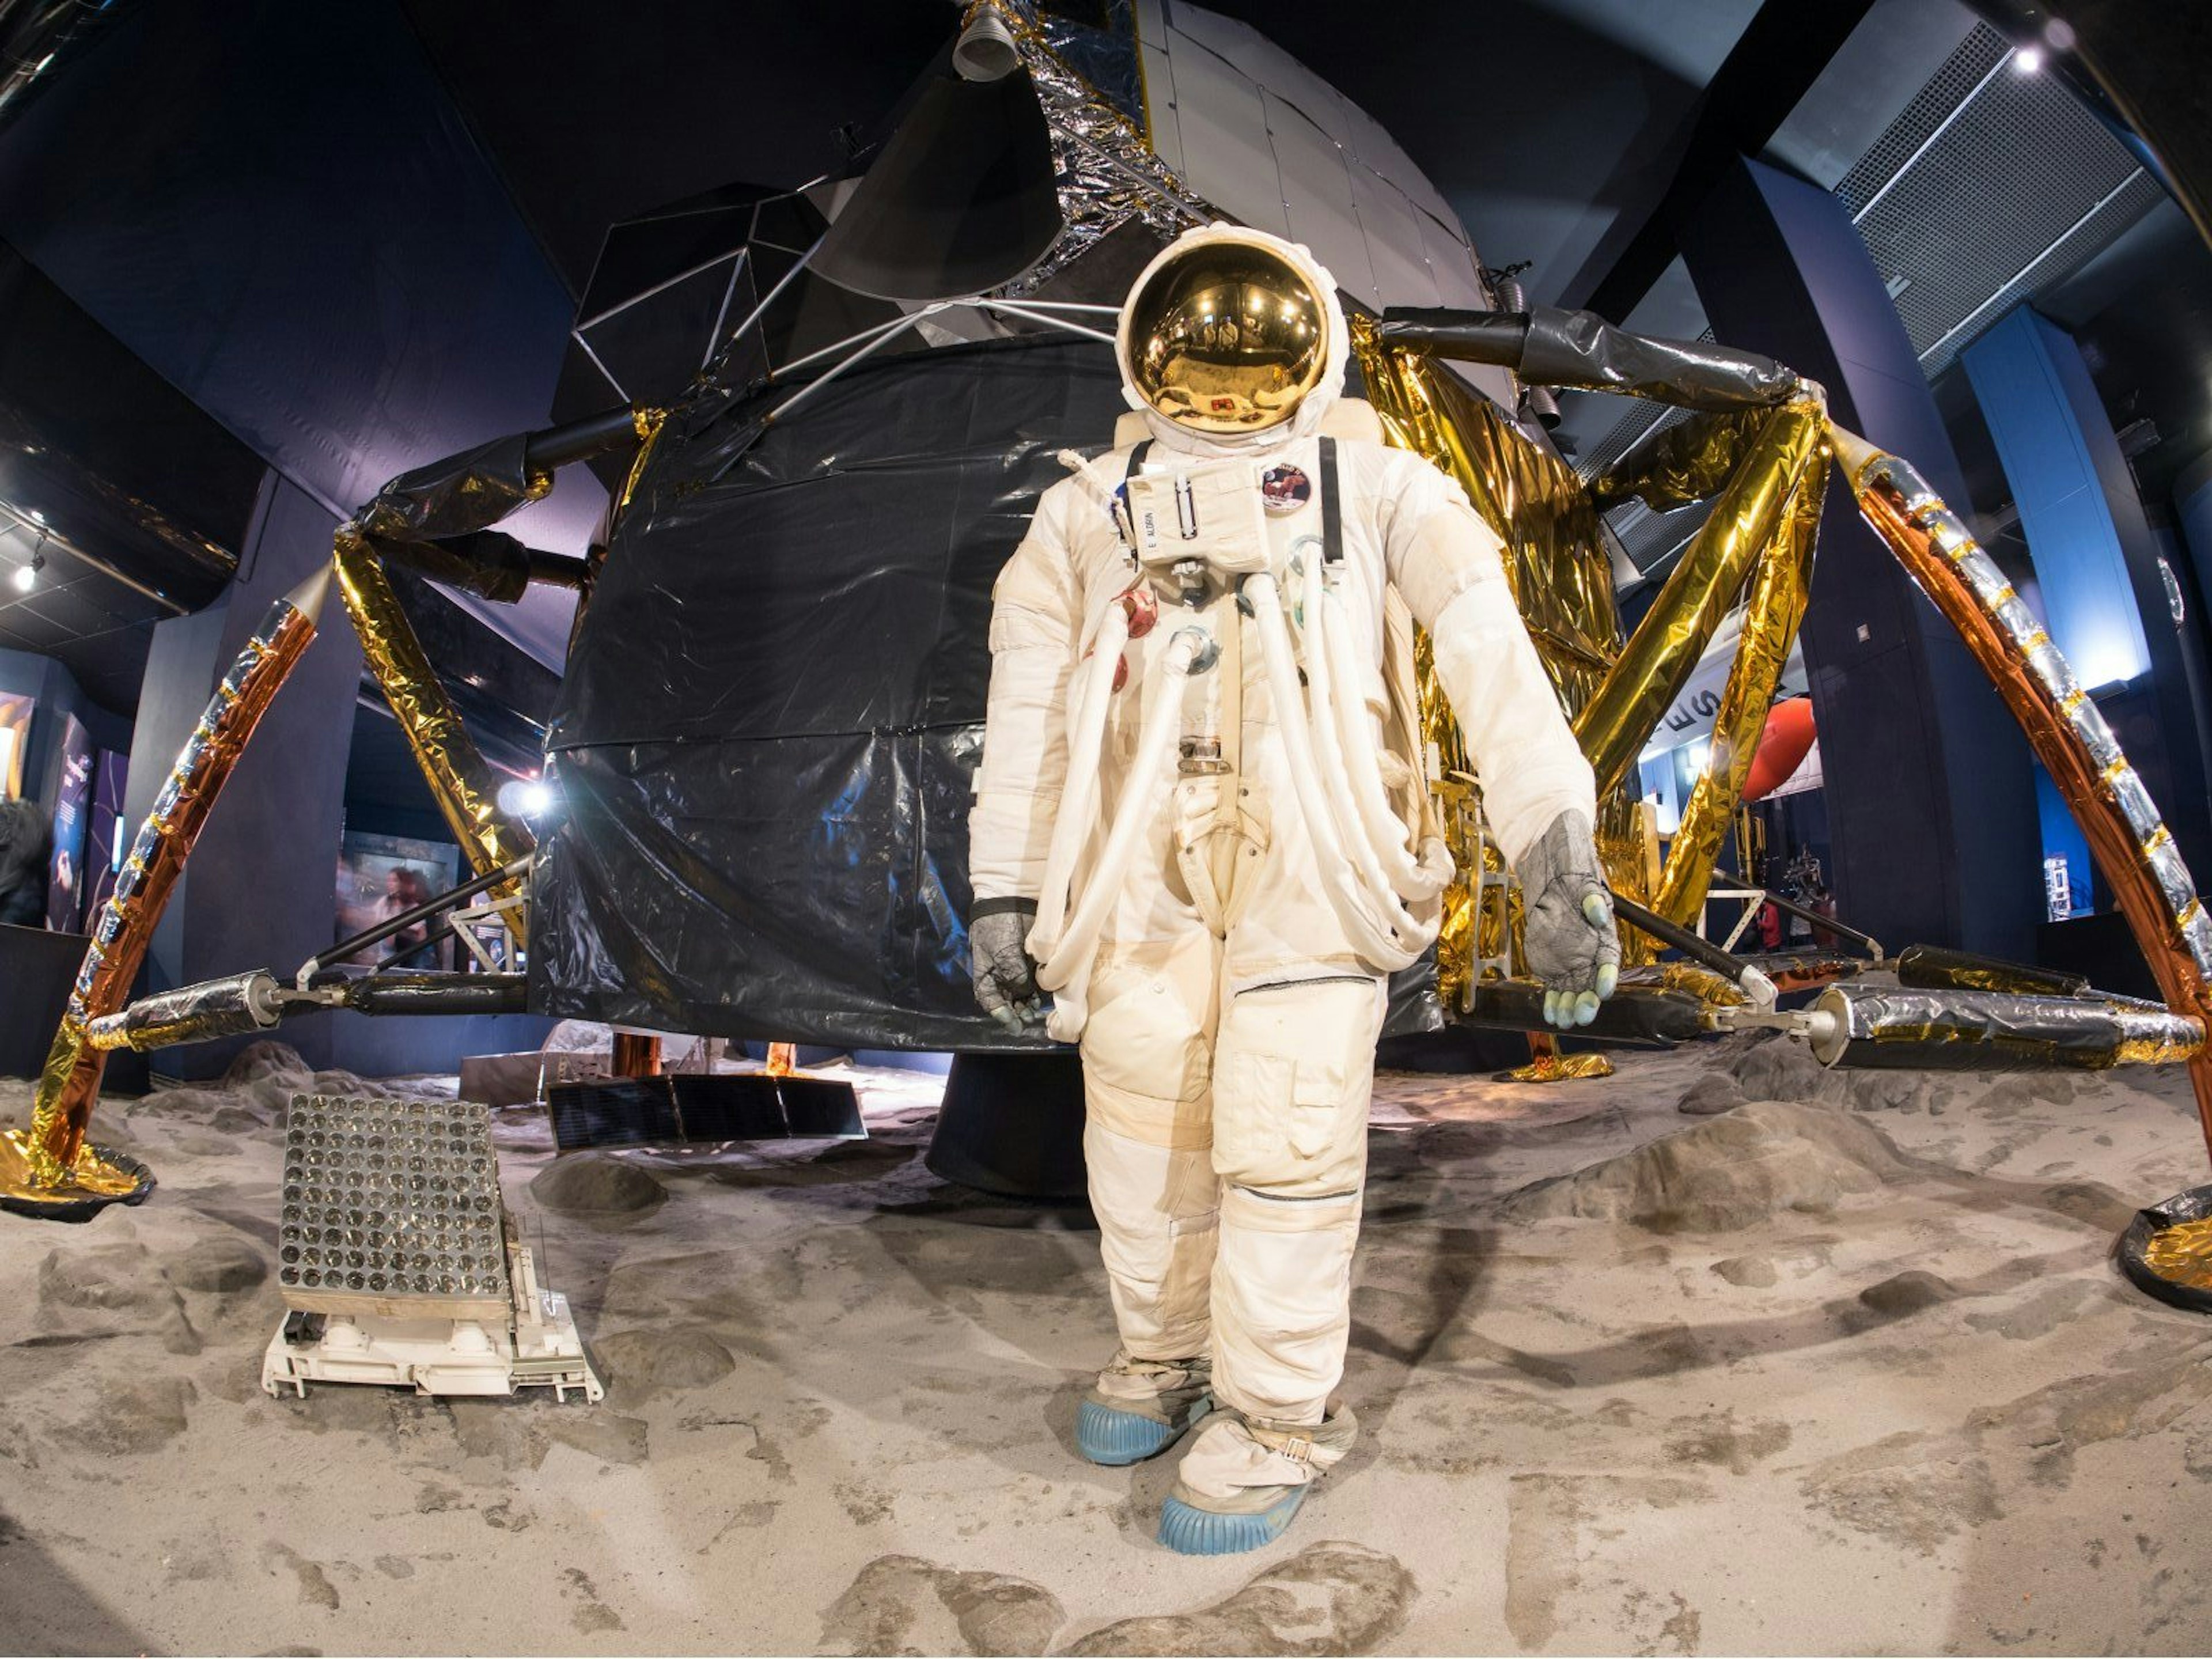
[1126, 438, 1154, 476]
[1319, 436, 1343, 563]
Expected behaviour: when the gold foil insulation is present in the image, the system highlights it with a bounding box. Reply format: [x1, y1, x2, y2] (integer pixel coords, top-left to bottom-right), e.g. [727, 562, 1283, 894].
[2141, 1217, 2212, 1291]
[1593, 407, 1768, 514]
[1573, 400, 1826, 801]
[1509, 1035, 1615, 1083]
[1628, 960, 1751, 1009]
[1353, 321, 1645, 1008]
[333, 532, 535, 936]
[1651, 421, 1827, 926]
[1895, 943, 2089, 998]
[1847, 449, 2212, 1150]
[3, 590, 320, 1203]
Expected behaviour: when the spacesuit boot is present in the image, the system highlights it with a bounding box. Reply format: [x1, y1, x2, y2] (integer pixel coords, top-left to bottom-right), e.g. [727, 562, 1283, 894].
[1160, 1403, 1359, 1554]
[1077, 1350, 1215, 1465]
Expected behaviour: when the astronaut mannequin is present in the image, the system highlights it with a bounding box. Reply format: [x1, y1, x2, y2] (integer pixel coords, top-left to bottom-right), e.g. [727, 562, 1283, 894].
[968, 224, 1619, 1555]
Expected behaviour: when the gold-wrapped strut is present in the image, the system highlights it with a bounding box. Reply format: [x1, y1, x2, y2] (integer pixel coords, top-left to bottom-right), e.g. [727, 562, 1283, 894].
[2, 573, 327, 1216]
[333, 532, 535, 938]
[1651, 416, 1826, 926]
[1574, 399, 1827, 800]
[1808, 984, 2204, 1073]
[82, 971, 283, 1054]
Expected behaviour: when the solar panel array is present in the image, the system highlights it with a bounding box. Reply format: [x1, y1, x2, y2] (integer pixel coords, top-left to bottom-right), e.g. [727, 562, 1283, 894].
[277, 1095, 506, 1302]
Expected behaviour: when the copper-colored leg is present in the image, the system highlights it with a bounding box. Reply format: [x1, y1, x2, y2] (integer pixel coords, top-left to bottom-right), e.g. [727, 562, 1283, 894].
[3, 569, 329, 1221]
[611, 1034, 664, 1078]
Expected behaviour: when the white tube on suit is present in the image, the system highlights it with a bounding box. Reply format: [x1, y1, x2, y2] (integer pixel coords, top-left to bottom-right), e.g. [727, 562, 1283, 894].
[1243, 569, 1431, 971]
[1314, 579, 1454, 902]
[1033, 624, 1207, 1037]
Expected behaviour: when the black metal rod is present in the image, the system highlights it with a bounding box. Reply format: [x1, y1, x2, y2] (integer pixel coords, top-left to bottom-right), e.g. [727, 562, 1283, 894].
[1753, 887, 1882, 958]
[522, 548, 593, 589]
[1464, 979, 1709, 1046]
[522, 406, 638, 472]
[342, 973, 529, 1017]
[1609, 888, 1757, 983]
[307, 857, 528, 978]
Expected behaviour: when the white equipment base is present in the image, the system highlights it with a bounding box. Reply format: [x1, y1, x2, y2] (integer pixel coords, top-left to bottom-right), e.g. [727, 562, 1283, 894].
[264, 1248, 602, 1403]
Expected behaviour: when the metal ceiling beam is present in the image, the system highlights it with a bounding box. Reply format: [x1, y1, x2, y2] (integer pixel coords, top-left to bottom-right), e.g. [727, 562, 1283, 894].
[1580, 0, 1880, 324]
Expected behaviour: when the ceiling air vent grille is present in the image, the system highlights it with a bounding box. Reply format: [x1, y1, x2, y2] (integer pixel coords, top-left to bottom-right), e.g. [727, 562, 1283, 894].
[1843, 22, 2161, 377]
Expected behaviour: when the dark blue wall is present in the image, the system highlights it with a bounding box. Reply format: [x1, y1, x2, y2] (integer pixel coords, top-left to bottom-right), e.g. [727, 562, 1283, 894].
[1680, 157, 2043, 961]
[0, 645, 128, 812]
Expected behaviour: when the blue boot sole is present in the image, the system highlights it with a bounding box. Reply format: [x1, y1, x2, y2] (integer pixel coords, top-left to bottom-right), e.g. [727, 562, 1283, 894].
[1078, 1397, 1203, 1466]
[1156, 1486, 1309, 1555]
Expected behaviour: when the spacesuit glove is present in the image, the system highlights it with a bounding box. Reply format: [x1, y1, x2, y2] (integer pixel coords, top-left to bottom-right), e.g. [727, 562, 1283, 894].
[1516, 810, 1620, 1030]
[970, 901, 1046, 1032]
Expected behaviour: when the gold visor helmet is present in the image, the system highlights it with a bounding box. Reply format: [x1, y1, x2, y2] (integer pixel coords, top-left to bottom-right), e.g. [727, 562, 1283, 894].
[1123, 233, 1332, 437]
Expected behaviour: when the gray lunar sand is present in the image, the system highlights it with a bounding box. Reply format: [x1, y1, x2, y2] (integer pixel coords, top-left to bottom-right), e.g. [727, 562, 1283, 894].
[3, 1033, 2212, 1654]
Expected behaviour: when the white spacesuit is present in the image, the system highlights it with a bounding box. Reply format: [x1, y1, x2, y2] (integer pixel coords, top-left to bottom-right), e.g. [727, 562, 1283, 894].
[968, 225, 1617, 1554]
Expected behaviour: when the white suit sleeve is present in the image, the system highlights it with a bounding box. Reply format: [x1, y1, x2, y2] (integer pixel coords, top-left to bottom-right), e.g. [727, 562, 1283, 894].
[1381, 456, 1597, 870]
[968, 486, 1084, 904]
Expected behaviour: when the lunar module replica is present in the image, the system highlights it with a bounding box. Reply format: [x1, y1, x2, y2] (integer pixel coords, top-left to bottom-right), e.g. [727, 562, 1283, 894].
[7, 1, 2212, 1300]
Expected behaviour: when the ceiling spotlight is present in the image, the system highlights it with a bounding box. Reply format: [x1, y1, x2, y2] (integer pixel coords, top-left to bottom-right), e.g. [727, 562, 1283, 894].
[2014, 44, 2045, 73]
[952, 6, 1019, 82]
[12, 539, 42, 593]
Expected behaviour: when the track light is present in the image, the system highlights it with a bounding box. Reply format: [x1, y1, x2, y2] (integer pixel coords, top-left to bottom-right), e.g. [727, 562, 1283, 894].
[953, 6, 1018, 82]
[11, 537, 42, 593]
[2014, 45, 2044, 73]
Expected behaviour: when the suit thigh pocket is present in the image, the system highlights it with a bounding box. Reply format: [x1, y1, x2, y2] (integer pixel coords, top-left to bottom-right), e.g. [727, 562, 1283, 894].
[1210, 980, 1377, 1194]
[1081, 961, 1214, 1105]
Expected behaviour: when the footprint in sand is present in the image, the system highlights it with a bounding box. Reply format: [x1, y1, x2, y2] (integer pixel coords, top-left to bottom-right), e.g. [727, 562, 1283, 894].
[560, 1566, 625, 1633]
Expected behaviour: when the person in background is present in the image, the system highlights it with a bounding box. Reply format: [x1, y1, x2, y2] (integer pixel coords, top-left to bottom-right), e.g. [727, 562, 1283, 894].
[378, 864, 437, 967]
[1756, 892, 1784, 953]
[1754, 857, 1785, 953]
[0, 798, 51, 927]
